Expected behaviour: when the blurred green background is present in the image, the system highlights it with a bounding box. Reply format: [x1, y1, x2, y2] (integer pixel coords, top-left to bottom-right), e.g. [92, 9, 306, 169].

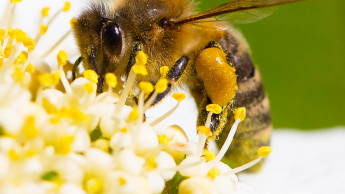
[198, 0, 345, 130]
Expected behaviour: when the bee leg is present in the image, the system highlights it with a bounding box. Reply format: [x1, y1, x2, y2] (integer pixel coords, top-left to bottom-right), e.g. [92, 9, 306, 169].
[89, 46, 103, 93]
[72, 56, 83, 81]
[148, 55, 190, 105]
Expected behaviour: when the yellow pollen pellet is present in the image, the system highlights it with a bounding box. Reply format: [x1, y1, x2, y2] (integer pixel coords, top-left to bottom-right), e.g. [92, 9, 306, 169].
[63, 1, 71, 12]
[118, 177, 126, 186]
[206, 104, 222, 114]
[132, 64, 148, 76]
[129, 108, 139, 121]
[56, 136, 74, 154]
[83, 70, 99, 84]
[257, 146, 272, 158]
[160, 66, 169, 78]
[8, 27, 16, 38]
[197, 126, 212, 137]
[139, 81, 154, 94]
[135, 51, 147, 65]
[207, 167, 221, 179]
[0, 29, 6, 42]
[40, 25, 48, 35]
[147, 156, 158, 170]
[234, 107, 246, 122]
[23, 37, 35, 51]
[14, 29, 27, 42]
[23, 116, 38, 139]
[155, 78, 168, 93]
[105, 73, 117, 88]
[70, 17, 78, 28]
[83, 82, 96, 94]
[42, 7, 50, 17]
[172, 93, 186, 102]
[203, 149, 216, 161]
[25, 63, 35, 73]
[57, 50, 67, 66]
[4, 44, 14, 58]
[158, 134, 171, 145]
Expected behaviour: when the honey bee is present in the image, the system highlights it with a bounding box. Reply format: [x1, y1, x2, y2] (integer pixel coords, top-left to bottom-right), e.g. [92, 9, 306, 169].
[73, 0, 303, 172]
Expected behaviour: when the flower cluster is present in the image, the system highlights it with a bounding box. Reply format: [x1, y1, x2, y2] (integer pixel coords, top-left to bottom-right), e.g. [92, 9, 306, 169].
[0, 0, 271, 193]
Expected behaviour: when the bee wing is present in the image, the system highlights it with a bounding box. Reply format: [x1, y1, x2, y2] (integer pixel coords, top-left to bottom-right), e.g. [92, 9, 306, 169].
[174, 0, 303, 25]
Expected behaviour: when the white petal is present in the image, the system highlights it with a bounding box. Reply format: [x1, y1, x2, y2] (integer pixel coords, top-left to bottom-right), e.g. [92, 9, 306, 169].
[110, 132, 133, 150]
[156, 151, 176, 180]
[135, 124, 159, 154]
[118, 149, 145, 174]
[59, 183, 86, 194]
[72, 130, 91, 153]
[146, 172, 165, 194]
[179, 177, 217, 194]
[179, 156, 208, 177]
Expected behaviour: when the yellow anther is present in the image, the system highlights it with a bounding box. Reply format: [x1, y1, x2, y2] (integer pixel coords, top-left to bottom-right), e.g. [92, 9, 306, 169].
[129, 108, 139, 121]
[57, 50, 67, 66]
[234, 107, 246, 122]
[83, 70, 99, 84]
[70, 17, 78, 28]
[155, 78, 168, 93]
[139, 81, 154, 94]
[257, 146, 272, 158]
[197, 126, 212, 137]
[42, 7, 50, 17]
[83, 82, 96, 94]
[12, 67, 24, 83]
[23, 116, 38, 139]
[160, 66, 169, 78]
[158, 134, 171, 145]
[121, 127, 128, 133]
[147, 156, 158, 170]
[4, 44, 14, 58]
[207, 167, 221, 179]
[132, 64, 148, 76]
[135, 51, 147, 65]
[63, 1, 71, 12]
[38, 72, 61, 86]
[92, 139, 110, 153]
[14, 29, 27, 42]
[206, 104, 222, 114]
[42, 98, 58, 114]
[23, 37, 35, 51]
[0, 58, 3, 68]
[8, 27, 16, 38]
[60, 107, 86, 122]
[172, 93, 186, 102]
[24, 147, 36, 157]
[40, 25, 48, 35]
[203, 149, 216, 161]
[10, 0, 22, 3]
[118, 177, 126, 186]
[14, 51, 28, 65]
[105, 73, 117, 88]
[56, 136, 74, 155]
[9, 149, 20, 161]
[0, 29, 6, 42]
[86, 178, 103, 194]
[25, 63, 35, 73]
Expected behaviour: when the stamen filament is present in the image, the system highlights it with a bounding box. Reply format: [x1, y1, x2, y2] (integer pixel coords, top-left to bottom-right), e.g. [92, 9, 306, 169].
[225, 157, 262, 175]
[143, 91, 158, 112]
[215, 119, 240, 161]
[114, 71, 136, 115]
[59, 66, 72, 94]
[41, 30, 71, 58]
[149, 102, 180, 127]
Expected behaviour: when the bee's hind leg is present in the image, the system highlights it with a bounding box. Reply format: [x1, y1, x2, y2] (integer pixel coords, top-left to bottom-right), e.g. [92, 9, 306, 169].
[72, 56, 83, 81]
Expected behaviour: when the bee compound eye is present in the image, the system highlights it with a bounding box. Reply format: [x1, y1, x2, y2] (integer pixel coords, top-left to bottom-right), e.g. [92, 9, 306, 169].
[102, 22, 122, 56]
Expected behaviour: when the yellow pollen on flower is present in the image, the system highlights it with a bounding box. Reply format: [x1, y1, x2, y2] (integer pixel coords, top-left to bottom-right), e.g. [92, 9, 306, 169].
[121, 127, 128, 133]
[155, 78, 168, 93]
[158, 134, 171, 145]
[14, 29, 27, 43]
[42, 7, 50, 17]
[129, 108, 139, 121]
[40, 25, 48, 35]
[12, 67, 24, 83]
[8, 27, 16, 38]
[23, 116, 38, 139]
[132, 64, 148, 76]
[4, 44, 14, 58]
[70, 17, 78, 28]
[206, 104, 222, 114]
[83, 70, 99, 84]
[59, 107, 86, 122]
[83, 82, 96, 94]
[38, 72, 61, 87]
[86, 178, 103, 194]
[0, 29, 5, 42]
[0, 58, 3, 68]
[10, 0, 22, 3]
[118, 177, 126, 186]
[92, 139, 110, 153]
[135, 51, 147, 66]
[42, 98, 58, 114]
[57, 50, 67, 66]
[197, 126, 212, 137]
[160, 66, 169, 78]
[139, 81, 154, 94]
[172, 93, 186, 102]
[23, 37, 35, 51]
[14, 51, 28, 65]
[24, 147, 37, 158]
[257, 146, 272, 158]
[8, 149, 20, 161]
[56, 136, 74, 155]
[203, 149, 216, 161]
[25, 63, 35, 73]
[234, 107, 246, 122]
[207, 167, 221, 180]
[147, 156, 158, 170]
[63, 2, 71, 12]
[105, 73, 117, 88]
